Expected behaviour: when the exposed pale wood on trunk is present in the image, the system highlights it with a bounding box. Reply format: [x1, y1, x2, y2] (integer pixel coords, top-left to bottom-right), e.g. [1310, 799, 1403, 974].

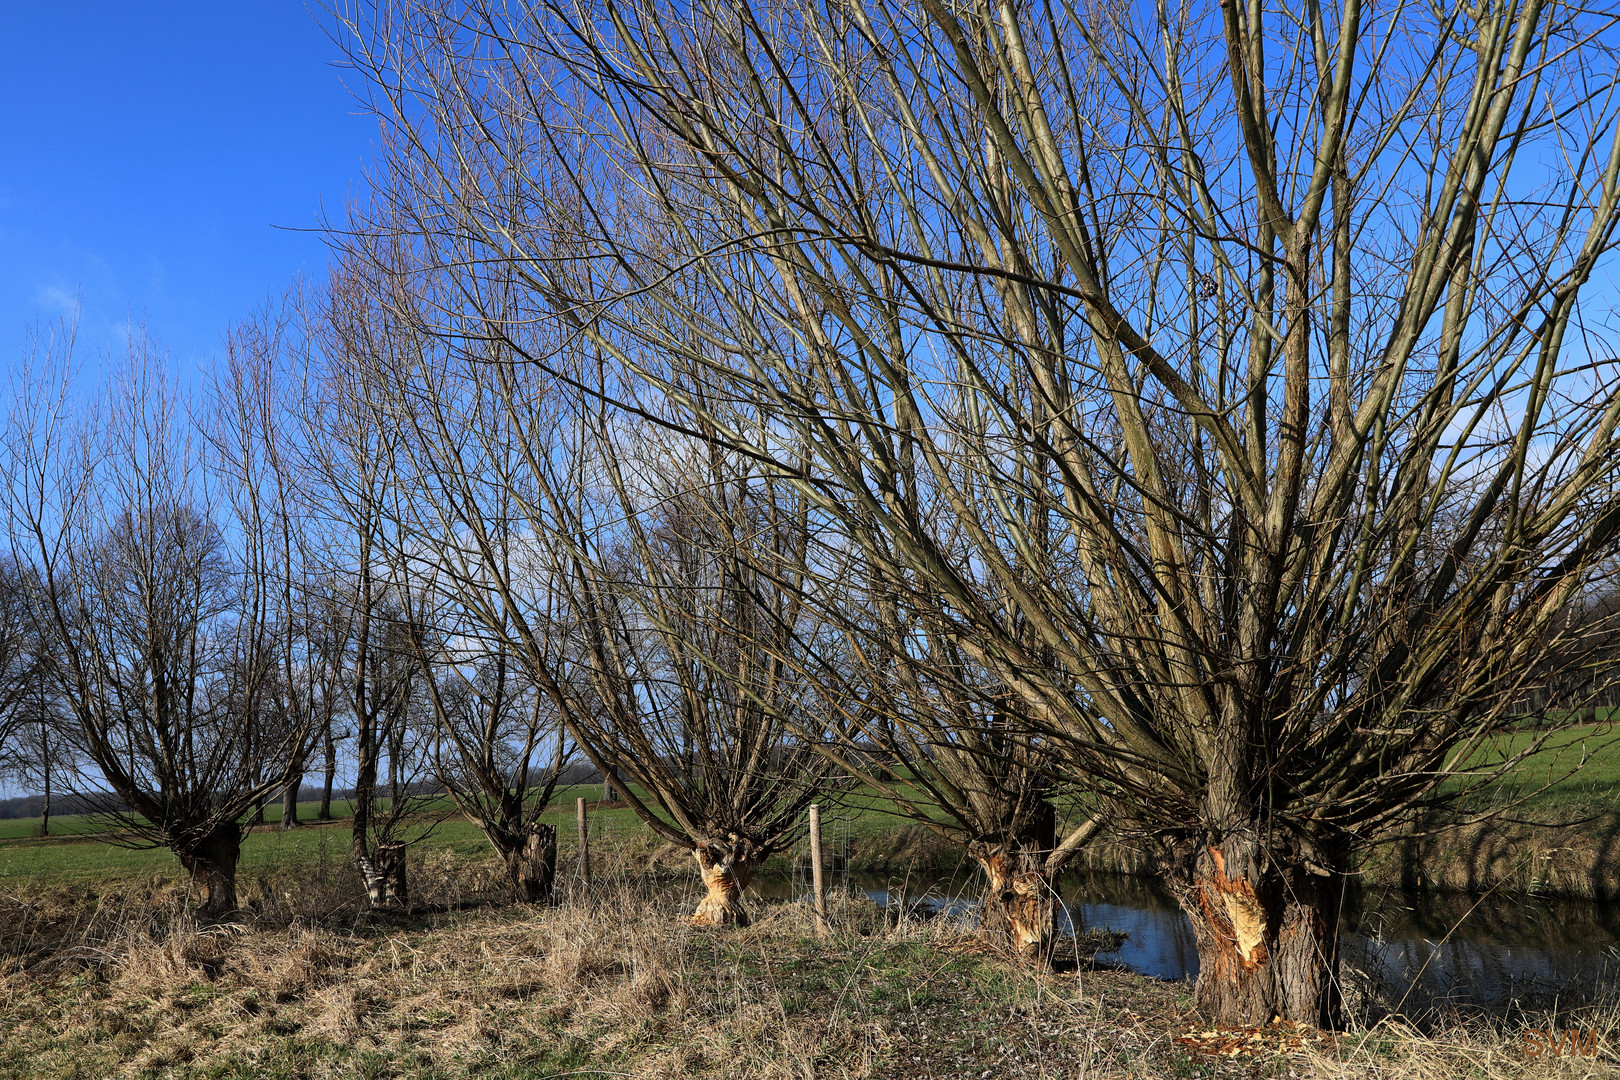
[809, 804, 828, 937]
[1171, 842, 1343, 1026]
[970, 805, 1060, 964]
[692, 845, 763, 927]
[360, 840, 409, 908]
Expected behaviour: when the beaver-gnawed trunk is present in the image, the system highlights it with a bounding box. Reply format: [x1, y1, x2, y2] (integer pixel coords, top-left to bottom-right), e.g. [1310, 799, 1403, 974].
[178, 821, 242, 922]
[691, 840, 765, 926]
[969, 805, 1058, 964]
[359, 840, 409, 908]
[1168, 832, 1344, 1027]
[504, 823, 558, 904]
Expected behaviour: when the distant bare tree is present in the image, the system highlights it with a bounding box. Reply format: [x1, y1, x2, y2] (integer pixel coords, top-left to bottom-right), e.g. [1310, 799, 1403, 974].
[0, 558, 66, 839]
[0, 557, 43, 786]
[410, 622, 570, 903]
[4, 337, 317, 919]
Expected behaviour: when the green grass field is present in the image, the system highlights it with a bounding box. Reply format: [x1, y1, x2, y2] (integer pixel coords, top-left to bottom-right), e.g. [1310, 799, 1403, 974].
[1453, 722, 1620, 814]
[5, 724, 1620, 893]
[0, 771, 966, 889]
[0, 785, 673, 885]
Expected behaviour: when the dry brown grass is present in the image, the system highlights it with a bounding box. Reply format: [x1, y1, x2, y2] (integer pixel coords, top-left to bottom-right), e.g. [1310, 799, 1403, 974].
[1290, 1011, 1620, 1078]
[4, 852, 1620, 1079]
[0, 860, 937, 1079]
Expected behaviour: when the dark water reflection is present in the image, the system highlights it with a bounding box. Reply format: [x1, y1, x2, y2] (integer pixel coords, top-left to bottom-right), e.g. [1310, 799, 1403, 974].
[754, 868, 1620, 1018]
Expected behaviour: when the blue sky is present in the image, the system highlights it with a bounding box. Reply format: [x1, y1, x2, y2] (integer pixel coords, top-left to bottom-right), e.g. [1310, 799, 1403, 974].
[0, 3, 373, 375]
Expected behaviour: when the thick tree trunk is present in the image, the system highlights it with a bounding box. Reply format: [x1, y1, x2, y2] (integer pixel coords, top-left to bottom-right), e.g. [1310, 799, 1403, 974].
[178, 822, 242, 922]
[691, 843, 764, 926]
[352, 712, 384, 904]
[359, 840, 409, 907]
[318, 725, 336, 820]
[1170, 838, 1343, 1027]
[38, 755, 50, 838]
[504, 823, 558, 903]
[281, 773, 302, 830]
[969, 807, 1058, 964]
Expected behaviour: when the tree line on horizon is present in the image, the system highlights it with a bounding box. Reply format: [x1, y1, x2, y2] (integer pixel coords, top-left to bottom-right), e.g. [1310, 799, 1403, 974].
[5, 0, 1620, 1030]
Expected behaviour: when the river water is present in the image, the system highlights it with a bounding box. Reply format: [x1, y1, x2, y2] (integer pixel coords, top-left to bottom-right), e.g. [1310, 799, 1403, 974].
[756, 868, 1620, 1019]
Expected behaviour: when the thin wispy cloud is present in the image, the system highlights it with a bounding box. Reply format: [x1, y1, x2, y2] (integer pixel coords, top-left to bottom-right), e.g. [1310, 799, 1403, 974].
[32, 284, 77, 317]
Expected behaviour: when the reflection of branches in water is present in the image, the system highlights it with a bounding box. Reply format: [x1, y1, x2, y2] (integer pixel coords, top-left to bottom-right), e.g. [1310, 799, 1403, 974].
[748, 861, 1620, 1021]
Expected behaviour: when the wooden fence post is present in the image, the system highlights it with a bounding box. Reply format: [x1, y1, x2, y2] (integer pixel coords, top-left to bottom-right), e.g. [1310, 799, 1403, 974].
[809, 803, 828, 937]
[577, 796, 591, 887]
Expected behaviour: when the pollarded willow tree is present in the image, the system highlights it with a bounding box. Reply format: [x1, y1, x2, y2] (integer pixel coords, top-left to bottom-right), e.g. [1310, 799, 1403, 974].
[4, 335, 320, 919]
[410, 632, 571, 903]
[578, 428, 848, 924]
[301, 278, 450, 910]
[316, 237, 846, 926]
[0, 556, 43, 784]
[813, 552, 1103, 963]
[345, 0, 1620, 1023]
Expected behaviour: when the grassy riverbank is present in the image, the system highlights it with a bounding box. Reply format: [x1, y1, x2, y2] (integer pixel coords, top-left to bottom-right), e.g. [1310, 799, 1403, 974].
[4, 850, 1615, 1079]
[1069, 722, 1620, 900]
[5, 721, 1620, 902]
